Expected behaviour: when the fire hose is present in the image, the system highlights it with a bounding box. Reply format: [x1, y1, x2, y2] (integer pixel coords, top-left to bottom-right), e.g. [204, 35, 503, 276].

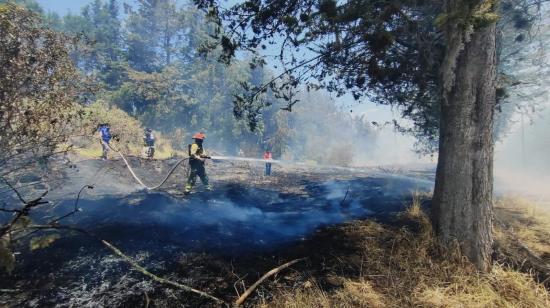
[106, 142, 189, 190]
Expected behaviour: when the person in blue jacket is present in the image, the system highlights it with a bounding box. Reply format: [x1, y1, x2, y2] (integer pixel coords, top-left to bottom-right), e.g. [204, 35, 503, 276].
[98, 123, 112, 160]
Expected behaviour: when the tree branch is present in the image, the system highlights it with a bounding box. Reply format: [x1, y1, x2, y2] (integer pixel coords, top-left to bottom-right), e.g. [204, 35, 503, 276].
[235, 258, 306, 306]
[101, 240, 226, 305]
[14, 220, 226, 305]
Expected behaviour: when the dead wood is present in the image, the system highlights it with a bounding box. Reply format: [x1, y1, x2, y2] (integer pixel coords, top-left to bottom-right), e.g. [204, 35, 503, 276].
[101, 240, 226, 305]
[235, 258, 306, 306]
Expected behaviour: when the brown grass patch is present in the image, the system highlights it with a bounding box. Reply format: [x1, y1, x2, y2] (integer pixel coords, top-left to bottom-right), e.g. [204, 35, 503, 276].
[260, 195, 550, 307]
[494, 196, 550, 259]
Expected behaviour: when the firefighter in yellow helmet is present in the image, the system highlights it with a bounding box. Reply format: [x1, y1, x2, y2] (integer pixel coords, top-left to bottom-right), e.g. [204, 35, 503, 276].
[184, 132, 212, 194]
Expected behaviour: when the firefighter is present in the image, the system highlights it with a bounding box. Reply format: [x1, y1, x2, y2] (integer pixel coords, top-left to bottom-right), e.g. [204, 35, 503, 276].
[184, 132, 212, 194]
[143, 128, 155, 159]
[263, 149, 273, 176]
[98, 123, 112, 160]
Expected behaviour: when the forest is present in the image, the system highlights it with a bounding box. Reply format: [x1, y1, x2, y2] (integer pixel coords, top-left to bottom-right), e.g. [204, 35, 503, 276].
[1, 0, 550, 307]
[6, 0, 377, 161]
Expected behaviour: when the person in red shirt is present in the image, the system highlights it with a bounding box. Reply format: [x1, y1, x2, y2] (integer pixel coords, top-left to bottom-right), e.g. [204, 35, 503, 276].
[263, 149, 273, 176]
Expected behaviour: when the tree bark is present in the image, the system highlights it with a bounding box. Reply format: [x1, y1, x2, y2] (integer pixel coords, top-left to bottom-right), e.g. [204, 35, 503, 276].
[433, 9, 497, 271]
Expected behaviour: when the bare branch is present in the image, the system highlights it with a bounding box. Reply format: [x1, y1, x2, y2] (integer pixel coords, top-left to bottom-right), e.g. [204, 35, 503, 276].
[101, 240, 226, 305]
[235, 258, 306, 306]
[0, 177, 27, 204]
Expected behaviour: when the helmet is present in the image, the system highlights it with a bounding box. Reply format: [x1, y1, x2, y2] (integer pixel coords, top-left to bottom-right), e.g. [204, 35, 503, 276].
[193, 132, 206, 140]
[145, 127, 152, 132]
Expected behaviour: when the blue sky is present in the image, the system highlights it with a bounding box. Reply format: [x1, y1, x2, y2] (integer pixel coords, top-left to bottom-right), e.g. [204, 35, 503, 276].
[36, 0, 90, 15]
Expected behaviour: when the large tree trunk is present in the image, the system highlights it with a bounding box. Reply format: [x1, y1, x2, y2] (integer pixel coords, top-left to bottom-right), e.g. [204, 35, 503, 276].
[433, 11, 497, 271]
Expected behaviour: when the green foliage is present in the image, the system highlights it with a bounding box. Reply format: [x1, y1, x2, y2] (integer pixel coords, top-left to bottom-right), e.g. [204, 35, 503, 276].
[30, 234, 60, 251]
[0, 0, 42, 13]
[47, 1, 274, 154]
[434, 0, 500, 29]
[13, 0, 378, 159]
[196, 0, 445, 153]
[0, 236, 15, 273]
[82, 101, 143, 152]
[472, 0, 500, 28]
[0, 2, 84, 177]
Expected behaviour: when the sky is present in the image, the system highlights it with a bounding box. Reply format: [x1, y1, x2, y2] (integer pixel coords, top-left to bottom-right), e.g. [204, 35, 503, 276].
[36, 0, 90, 15]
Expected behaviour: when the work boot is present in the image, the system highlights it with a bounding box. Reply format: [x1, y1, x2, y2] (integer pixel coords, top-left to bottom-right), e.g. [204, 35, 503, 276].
[205, 185, 213, 191]
[184, 184, 192, 195]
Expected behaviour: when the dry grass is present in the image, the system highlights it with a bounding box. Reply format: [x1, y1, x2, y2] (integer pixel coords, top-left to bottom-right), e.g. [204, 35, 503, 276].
[261, 278, 386, 308]
[494, 196, 550, 259]
[261, 195, 550, 307]
[405, 191, 424, 218]
[414, 266, 549, 308]
[72, 135, 181, 160]
[68, 101, 184, 160]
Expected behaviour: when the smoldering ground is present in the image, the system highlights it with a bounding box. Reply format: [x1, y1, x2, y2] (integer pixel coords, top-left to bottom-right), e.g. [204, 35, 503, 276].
[0, 156, 433, 306]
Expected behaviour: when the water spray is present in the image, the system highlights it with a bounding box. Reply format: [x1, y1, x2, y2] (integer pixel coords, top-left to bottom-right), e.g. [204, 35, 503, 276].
[210, 155, 281, 164]
[209, 155, 369, 173]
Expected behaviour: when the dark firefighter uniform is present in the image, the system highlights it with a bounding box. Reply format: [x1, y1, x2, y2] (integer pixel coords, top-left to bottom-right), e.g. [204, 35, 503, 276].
[184, 132, 212, 193]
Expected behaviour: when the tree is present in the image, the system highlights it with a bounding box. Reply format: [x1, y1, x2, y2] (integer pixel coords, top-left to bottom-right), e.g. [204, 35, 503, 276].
[124, 0, 184, 72]
[0, 3, 84, 271]
[0, 0, 42, 13]
[192, 0, 531, 270]
[50, 0, 124, 89]
[0, 3, 84, 177]
[494, 1, 550, 139]
[433, 0, 497, 271]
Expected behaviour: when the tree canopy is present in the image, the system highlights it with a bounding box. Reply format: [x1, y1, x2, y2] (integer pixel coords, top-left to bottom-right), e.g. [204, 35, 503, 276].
[0, 3, 83, 179]
[31, 0, 375, 159]
[195, 0, 547, 152]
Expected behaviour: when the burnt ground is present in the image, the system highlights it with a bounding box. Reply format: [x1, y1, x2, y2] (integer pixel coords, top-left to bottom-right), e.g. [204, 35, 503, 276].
[0, 155, 434, 307]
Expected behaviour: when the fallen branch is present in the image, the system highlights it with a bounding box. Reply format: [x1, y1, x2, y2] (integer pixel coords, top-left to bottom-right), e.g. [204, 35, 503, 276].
[18, 223, 225, 305]
[0, 289, 21, 293]
[0, 186, 48, 238]
[235, 258, 306, 306]
[144, 291, 150, 308]
[3, 183, 223, 304]
[101, 240, 226, 305]
[516, 240, 550, 272]
[340, 185, 350, 206]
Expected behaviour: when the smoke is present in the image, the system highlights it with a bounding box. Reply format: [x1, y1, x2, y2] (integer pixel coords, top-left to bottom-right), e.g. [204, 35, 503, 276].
[275, 91, 434, 168]
[495, 106, 550, 198]
[267, 91, 378, 166]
